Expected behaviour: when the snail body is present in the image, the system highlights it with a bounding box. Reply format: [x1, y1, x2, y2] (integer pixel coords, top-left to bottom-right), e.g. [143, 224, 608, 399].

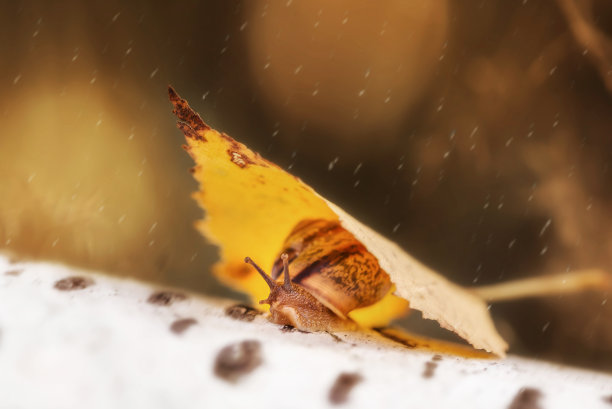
[245, 219, 392, 332]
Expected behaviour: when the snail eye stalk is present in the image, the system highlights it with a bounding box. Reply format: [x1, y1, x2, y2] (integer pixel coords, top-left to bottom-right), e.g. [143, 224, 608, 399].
[244, 257, 276, 290]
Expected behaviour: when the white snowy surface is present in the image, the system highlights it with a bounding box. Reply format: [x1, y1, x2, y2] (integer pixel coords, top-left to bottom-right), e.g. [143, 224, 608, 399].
[0, 254, 611, 409]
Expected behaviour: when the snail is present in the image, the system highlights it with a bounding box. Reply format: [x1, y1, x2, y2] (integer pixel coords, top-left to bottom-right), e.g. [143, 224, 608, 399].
[244, 219, 392, 332]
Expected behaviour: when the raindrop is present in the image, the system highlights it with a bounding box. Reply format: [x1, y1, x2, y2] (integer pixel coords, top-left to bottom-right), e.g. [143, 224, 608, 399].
[392, 223, 400, 233]
[540, 246, 548, 255]
[539, 219, 552, 237]
[469, 126, 479, 138]
[148, 240, 155, 247]
[51, 238, 59, 248]
[358, 89, 365, 97]
[328, 157, 339, 171]
[27, 173, 36, 183]
[125, 47, 132, 55]
[148, 222, 158, 234]
[364, 68, 370, 78]
[118, 215, 126, 224]
[312, 89, 319, 96]
[353, 180, 360, 188]
[150, 68, 159, 79]
[13, 74, 21, 85]
[505, 137, 513, 147]
[263, 62, 270, 70]
[112, 12, 120, 23]
[353, 162, 362, 174]
[202, 91, 210, 100]
[240, 22, 248, 31]
[549, 66, 557, 76]
[541, 322, 550, 332]
[508, 239, 516, 249]
[342, 17, 349, 24]
[384, 96, 391, 104]
[294, 65, 303, 75]
[443, 151, 450, 159]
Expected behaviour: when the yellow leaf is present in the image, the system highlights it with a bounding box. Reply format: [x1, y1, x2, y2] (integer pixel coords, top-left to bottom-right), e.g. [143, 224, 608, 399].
[168, 87, 508, 357]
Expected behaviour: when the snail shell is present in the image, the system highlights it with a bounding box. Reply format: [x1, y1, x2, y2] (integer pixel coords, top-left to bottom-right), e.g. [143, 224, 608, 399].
[271, 219, 392, 318]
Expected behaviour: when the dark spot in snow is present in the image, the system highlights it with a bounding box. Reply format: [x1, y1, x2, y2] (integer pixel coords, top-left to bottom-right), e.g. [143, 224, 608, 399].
[422, 361, 438, 379]
[328, 372, 363, 405]
[54, 276, 94, 291]
[170, 318, 197, 335]
[5, 269, 23, 276]
[603, 395, 612, 405]
[214, 340, 262, 383]
[327, 332, 343, 343]
[225, 304, 262, 322]
[508, 387, 542, 409]
[147, 291, 187, 306]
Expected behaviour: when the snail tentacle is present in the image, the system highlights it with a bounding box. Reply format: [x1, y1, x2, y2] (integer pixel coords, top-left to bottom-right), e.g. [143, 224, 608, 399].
[244, 256, 277, 290]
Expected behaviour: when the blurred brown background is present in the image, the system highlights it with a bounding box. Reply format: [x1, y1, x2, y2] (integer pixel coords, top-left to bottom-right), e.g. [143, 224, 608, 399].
[1, 0, 611, 370]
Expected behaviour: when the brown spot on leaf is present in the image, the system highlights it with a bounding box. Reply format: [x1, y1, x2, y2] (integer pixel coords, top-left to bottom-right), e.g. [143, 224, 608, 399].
[374, 328, 417, 348]
[228, 262, 255, 280]
[54, 276, 94, 291]
[170, 318, 197, 335]
[328, 373, 363, 405]
[5, 269, 23, 276]
[422, 361, 438, 379]
[177, 121, 206, 142]
[508, 387, 542, 409]
[213, 340, 262, 383]
[228, 149, 255, 168]
[147, 291, 187, 306]
[220, 131, 235, 143]
[225, 304, 262, 322]
[168, 86, 210, 132]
